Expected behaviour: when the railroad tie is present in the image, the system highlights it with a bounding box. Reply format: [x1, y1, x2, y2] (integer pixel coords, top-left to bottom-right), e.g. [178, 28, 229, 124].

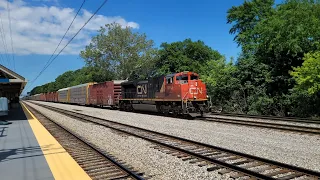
[231, 160, 252, 166]
[217, 168, 233, 175]
[252, 165, 277, 173]
[241, 161, 264, 169]
[177, 154, 189, 158]
[188, 159, 205, 164]
[229, 172, 247, 179]
[207, 165, 222, 171]
[264, 169, 291, 177]
[277, 172, 305, 180]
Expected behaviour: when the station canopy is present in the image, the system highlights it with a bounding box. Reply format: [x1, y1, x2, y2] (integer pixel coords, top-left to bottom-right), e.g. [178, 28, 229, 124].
[0, 64, 27, 100]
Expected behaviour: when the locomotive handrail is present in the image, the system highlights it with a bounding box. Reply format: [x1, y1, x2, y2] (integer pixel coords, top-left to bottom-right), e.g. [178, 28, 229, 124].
[182, 92, 189, 102]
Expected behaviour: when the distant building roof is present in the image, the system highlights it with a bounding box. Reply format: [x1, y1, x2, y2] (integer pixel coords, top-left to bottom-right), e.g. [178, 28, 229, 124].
[0, 64, 27, 96]
[0, 64, 25, 81]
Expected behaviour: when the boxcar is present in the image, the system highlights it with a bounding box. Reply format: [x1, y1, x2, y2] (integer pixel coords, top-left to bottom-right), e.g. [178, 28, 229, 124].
[46, 92, 58, 102]
[53, 92, 58, 102]
[69, 82, 95, 105]
[89, 80, 126, 108]
[58, 87, 70, 103]
[40, 93, 46, 101]
[44, 93, 50, 102]
[46, 92, 51, 102]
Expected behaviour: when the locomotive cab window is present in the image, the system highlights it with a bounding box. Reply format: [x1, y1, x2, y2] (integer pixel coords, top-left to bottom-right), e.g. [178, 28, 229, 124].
[190, 75, 198, 80]
[167, 77, 173, 84]
[176, 75, 188, 84]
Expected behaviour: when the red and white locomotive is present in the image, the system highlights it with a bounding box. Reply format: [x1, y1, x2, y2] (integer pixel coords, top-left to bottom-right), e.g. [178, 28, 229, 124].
[27, 71, 211, 117]
[120, 71, 210, 117]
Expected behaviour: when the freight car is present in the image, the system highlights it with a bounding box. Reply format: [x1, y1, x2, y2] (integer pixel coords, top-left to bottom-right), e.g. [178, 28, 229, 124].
[57, 87, 70, 103]
[120, 71, 210, 117]
[46, 92, 58, 102]
[27, 71, 211, 118]
[88, 80, 126, 108]
[32, 94, 41, 101]
[40, 93, 46, 101]
[69, 82, 95, 105]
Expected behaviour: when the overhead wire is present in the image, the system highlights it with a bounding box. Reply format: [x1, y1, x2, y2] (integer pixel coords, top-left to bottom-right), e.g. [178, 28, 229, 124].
[25, 0, 86, 90]
[7, 0, 15, 71]
[0, 12, 11, 68]
[26, 0, 109, 91]
[39, 0, 86, 77]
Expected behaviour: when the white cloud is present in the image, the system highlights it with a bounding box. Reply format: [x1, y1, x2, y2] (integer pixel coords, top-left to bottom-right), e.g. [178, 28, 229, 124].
[0, 0, 139, 55]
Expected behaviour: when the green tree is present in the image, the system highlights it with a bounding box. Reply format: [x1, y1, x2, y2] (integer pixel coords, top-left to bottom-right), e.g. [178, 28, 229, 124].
[155, 39, 222, 75]
[290, 51, 320, 95]
[54, 71, 76, 89]
[80, 23, 157, 80]
[227, 0, 320, 116]
[233, 55, 273, 114]
[227, 0, 274, 54]
[201, 57, 237, 109]
[29, 66, 112, 95]
[255, 0, 320, 96]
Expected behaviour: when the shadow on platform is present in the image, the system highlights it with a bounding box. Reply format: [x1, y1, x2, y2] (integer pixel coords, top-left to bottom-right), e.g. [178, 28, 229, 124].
[0, 126, 8, 137]
[0, 103, 28, 122]
[0, 104, 28, 138]
[0, 144, 65, 162]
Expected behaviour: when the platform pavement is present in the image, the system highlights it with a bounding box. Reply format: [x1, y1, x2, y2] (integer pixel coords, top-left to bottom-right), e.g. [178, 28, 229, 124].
[0, 104, 54, 180]
[0, 103, 91, 180]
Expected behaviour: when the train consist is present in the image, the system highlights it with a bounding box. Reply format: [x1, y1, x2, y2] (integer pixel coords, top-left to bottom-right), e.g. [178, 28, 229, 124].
[26, 71, 211, 117]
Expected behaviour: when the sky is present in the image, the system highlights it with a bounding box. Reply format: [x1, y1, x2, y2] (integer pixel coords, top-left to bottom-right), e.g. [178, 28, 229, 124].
[0, 0, 258, 94]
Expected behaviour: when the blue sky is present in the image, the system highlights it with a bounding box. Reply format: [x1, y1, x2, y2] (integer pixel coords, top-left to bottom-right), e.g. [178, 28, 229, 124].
[0, 0, 274, 94]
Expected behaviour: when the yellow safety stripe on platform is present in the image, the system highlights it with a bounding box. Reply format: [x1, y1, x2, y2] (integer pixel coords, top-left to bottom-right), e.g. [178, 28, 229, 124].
[21, 103, 92, 180]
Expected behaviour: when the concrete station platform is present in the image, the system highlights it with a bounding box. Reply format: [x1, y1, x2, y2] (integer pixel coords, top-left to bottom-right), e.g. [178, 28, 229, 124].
[0, 103, 91, 180]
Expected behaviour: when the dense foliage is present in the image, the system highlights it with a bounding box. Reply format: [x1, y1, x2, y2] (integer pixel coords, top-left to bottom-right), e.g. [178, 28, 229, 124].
[290, 52, 320, 95]
[80, 23, 158, 80]
[155, 39, 222, 74]
[30, 0, 320, 118]
[30, 66, 111, 95]
[225, 0, 320, 117]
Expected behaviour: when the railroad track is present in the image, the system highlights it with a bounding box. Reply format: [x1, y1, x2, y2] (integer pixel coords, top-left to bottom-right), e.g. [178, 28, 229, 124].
[211, 112, 320, 125]
[23, 102, 145, 180]
[27, 101, 320, 180]
[201, 116, 320, 135]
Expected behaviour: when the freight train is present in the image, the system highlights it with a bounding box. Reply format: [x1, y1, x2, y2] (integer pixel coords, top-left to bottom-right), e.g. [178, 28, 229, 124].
[26, 71, 211, 117]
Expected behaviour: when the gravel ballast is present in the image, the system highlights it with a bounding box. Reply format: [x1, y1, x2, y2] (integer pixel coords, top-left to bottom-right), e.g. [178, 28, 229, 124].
[25, 101, 231, 180]
[208, 114, 320, 128]
[28, 101, 320, 172]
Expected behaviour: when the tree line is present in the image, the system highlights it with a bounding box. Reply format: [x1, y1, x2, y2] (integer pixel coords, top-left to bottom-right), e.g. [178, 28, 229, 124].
[31, 0, 320, 118]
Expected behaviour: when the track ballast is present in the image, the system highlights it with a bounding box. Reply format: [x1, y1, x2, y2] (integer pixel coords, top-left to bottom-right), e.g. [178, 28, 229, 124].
[28, 101, 320, 180]
[23, 102, 145, 180]
[211, 112, 320, 125]
[201, 116, 320, 135]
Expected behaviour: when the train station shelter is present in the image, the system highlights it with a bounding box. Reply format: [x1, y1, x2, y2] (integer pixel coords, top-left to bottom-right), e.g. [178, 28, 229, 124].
[0, 64, 27, 101]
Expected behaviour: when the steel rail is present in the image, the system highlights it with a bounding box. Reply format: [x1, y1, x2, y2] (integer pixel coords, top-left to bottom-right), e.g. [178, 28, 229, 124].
[211, 112, 320, 124]
[28, 101, 320, 180]
[200, 116, 320, 135]
[23, 102, 144, 180]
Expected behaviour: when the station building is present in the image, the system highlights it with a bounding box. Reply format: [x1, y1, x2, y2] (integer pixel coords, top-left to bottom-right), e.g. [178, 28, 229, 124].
[0, 64, 27, 107]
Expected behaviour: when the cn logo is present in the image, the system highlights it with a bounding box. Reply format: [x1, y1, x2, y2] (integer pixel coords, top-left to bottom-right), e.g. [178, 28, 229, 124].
[137, 84, 147, 95]
[189, 87, 203, 94]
